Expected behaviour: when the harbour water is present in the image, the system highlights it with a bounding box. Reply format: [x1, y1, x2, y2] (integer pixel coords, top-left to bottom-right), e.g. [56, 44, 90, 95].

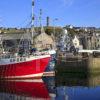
[0, 54, 100, 100]
[0, 74, 100, 100]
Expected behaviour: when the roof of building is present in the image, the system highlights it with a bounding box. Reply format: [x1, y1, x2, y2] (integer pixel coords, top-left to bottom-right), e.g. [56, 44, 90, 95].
[1, 32, 32, 40]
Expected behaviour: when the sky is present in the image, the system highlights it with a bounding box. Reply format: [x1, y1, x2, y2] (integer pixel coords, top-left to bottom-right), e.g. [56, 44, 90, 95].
[0, 0, 100, 28]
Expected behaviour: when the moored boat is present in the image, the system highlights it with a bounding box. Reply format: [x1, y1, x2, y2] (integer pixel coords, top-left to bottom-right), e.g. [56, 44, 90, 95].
[0, 0, 55, 80]
[0, 53, 51, 79]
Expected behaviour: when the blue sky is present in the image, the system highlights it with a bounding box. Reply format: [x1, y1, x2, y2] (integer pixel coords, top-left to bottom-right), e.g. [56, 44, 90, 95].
[0, 0, 100, 28]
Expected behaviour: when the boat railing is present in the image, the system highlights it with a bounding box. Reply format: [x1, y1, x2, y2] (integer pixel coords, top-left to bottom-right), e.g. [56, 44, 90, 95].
[32, 51, 49, 56]
[0, 50, 50, 63]
[10, 57, 26, 63]
[0, 53, 27, 63]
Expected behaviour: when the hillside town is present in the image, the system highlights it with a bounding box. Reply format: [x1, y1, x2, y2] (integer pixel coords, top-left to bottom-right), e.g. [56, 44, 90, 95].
[0, 25, 100, 54]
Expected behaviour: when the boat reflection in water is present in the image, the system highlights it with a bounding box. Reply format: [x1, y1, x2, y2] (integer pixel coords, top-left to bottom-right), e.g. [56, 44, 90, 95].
[1, 73, 100, 100]
[43, 76, 56, 99]
[0, 79, 50, 100]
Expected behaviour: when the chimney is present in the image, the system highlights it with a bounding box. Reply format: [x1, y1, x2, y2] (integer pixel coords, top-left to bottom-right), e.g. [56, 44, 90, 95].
[46, 16, 50, 27]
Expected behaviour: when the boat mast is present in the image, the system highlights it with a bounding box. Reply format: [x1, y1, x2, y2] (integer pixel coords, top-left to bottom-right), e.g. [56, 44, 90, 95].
[39, 9, 42, 29]
[31, 0, 34, 45]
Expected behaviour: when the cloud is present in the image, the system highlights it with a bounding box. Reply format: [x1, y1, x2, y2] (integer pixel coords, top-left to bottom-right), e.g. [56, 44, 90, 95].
[60, 0, 74, 7]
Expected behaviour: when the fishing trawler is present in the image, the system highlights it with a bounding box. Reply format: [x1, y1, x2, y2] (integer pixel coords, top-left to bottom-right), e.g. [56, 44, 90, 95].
[0, 0, 56, 80]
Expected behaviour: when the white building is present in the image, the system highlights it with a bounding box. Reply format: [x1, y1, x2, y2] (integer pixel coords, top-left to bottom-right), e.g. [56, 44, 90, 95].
[72, 36, 79, 48]
[72, 35, 83, 50]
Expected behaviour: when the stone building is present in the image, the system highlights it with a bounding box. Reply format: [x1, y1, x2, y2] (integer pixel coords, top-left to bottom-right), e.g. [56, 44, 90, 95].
[33, 28, 55, 50]
[85, 32, 97, 50]
[96, 33, 100, 50]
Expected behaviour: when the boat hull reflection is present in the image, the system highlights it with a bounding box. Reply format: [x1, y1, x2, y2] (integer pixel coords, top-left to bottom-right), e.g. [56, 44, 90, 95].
[0, 79, 50, 100]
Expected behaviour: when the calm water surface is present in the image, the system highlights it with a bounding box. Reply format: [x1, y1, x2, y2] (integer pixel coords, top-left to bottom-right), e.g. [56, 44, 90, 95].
[0, 75, 100, 100]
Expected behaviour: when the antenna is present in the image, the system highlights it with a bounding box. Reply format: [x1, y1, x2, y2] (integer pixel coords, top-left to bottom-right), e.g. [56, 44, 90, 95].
[31, 0, 34, 44]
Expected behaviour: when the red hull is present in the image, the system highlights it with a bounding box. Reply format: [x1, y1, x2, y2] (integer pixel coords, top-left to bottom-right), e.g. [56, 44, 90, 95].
[0, 56, 50, 79]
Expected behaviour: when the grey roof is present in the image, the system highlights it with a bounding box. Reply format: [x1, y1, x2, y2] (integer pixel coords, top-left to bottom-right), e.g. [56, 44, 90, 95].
[1, 33, 32, 40]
